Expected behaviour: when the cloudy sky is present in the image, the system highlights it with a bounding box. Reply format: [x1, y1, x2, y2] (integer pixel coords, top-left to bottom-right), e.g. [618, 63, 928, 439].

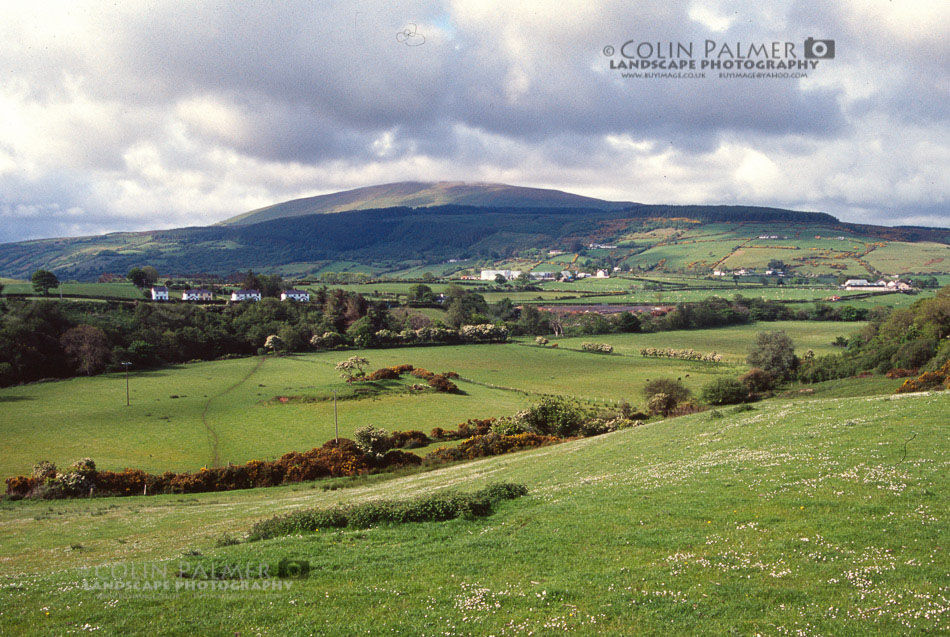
[0, 0, 947, 243]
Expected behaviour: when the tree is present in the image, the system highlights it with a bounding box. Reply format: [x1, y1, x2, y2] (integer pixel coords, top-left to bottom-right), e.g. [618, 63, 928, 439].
[0, 280, 4, 297]
[60, 325, 111, 376]
[747, 331, 799, 380]
[31, 270, 59, 296]
[407, 284, 435, 304]
[127, 268, 145, 288]
[141, 266, 159, 287]
[335, 356, 369, 382]
[494, 274, 507, 284]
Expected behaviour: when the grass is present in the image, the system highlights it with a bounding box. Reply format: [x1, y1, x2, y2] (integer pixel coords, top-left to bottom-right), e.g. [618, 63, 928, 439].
[0, 321, 866, 479]
[0, 390, 945, 634]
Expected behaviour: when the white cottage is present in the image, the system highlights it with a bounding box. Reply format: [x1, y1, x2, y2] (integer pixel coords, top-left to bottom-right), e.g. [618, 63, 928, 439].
[231, 289, 262, 302]
[281, 289, 310, 302]
[151, 286, 169, 301]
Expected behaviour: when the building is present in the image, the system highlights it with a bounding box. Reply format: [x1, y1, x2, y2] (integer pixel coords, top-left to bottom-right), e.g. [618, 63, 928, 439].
[481, 269, 521, 281]
[528, 271, 557, 280]
[150, 286, 169, 301]
[595, 269, 610, 278]
[231, 289, 262, 302]
[281, 289, 310, 302]
[182, 289, 213, 301]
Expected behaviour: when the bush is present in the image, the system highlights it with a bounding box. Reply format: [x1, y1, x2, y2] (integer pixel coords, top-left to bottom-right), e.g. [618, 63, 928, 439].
[642, 378, 690, 404]
[701, 377, 749, 405]
[427, 374, 459, 393]
[425, 433, 559, 463]
[32, 460, 57, 480]
[535, 336, 549, 346]
[647, 392, 676, 417]
[247, 482, 528, 541]
[581, 342, 613, 354]
[353, 425, 394, 456]
[520, 396, 586, 437]
[740, 368, 775, 392]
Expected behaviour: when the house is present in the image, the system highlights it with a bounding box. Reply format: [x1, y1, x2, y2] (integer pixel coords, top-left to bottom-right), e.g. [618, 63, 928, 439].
[712, 269, 728, 276]
[843, 279, 870, 288]
[281, 289, 310, 302]
[560, 270, 574, 281]
[231, 289, 262, 302]
[481, 269, 521, 281]
[887, 280, 914, 291]
[182, 289, 213, 301]
[528, 271, 557, 280]
[595, 269, 610, 278]
[150, 286, 169, 301]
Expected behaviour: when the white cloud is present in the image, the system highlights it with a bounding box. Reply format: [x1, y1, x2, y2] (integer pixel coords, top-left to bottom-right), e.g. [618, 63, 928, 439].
[0, 0, 946, 244]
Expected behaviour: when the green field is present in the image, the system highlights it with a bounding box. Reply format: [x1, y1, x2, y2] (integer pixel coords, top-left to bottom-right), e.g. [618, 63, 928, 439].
[0, 388, 945, 634]
[1, 281, 144, 299]
[0, 321, 866, 479]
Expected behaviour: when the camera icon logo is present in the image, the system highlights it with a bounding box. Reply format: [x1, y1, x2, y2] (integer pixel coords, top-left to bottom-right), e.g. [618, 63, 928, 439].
[804, 38, 835, 59]
[277, 557, 311, 579]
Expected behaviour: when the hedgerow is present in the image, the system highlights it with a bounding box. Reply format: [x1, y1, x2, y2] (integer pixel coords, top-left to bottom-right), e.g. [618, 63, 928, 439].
[247, 482, 528, 541]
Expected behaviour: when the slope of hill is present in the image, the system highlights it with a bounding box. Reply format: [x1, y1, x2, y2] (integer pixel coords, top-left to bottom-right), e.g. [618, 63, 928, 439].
[0, 390, 946, 633]
[220, 181, 633, 226]
[0, 180, 947, 280]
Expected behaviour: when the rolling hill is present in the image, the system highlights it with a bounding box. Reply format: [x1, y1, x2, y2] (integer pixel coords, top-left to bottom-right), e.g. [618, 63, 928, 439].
[0, 182, 947, 280]
[219, 181, 633, 226]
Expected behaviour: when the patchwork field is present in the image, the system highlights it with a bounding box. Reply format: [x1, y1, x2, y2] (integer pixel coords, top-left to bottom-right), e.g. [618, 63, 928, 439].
[0, 321, 862, 479]
[0, 390, 945, 634]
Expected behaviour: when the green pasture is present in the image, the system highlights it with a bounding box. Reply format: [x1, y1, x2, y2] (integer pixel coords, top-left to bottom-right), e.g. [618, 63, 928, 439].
[1, 281, 144, 299]
[544, 320, 862, 361]
[0, 320, 862, 479]
[0, 389, 945, 634]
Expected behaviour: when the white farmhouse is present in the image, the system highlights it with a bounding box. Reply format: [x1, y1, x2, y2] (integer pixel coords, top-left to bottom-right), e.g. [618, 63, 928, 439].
[182, 289, 213, 301]
[151, 286, 169, 301]
[481, 269, 521, 281]
[231, 289, 262, 302]
[281, 289, 310, 302]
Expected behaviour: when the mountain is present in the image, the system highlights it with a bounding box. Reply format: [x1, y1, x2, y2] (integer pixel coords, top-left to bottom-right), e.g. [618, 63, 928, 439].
[0, 182, 948, 281]
[220, 181, 633, 226]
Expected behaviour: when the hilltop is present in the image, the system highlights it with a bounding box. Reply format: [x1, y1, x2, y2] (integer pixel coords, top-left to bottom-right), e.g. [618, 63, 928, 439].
[220, 181, 633, 226]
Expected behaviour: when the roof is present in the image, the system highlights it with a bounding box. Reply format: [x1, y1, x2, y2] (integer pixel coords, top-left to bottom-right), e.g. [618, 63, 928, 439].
[184, 289, 212, 294]
[233, 289, 260, 294]
[152, 286, 168, 291]
[283, 289, 308, 294]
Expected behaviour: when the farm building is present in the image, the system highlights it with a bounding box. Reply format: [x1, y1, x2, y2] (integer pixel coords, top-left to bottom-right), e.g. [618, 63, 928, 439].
[150, 286, 169, 301]
[182, 289, 213, 301]
[281, 289, 310, 302]
[481, 269, 521, 281]
[231, 289, 262, 302]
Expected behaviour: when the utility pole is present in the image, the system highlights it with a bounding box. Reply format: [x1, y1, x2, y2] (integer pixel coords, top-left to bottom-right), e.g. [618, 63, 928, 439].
[334, 390, 339, 443]
[121, 361, 132, 406]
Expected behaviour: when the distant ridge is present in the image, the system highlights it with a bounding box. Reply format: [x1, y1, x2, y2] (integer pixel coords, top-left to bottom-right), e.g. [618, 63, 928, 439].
[220, 181, 633, 226]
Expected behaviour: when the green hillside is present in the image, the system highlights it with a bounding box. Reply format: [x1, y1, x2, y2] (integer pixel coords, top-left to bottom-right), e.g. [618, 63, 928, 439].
[221, 181, 632, 226]
[0, 389, 945, 634]
[1, 201, 948, 281]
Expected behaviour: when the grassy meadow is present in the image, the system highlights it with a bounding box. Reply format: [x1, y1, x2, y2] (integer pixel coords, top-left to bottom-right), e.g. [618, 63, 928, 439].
[0, 390, 945, 634]
[0, 321, 864, 479]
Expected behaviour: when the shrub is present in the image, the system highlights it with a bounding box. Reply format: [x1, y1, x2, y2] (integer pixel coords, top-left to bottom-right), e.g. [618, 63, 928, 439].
[520, 396, 586, 437]
[425, 433, 559, 463]
[581, 342, 613, 354]
[32, 460, 57, 480]
[389, 430, 431, 449]
[647, 392, 676, 416]
[642, 378, 691, 405]
[491, 411, 533, 436]
[353, 425, 394, 456]
[310, 331, 346, 350]
[701, 377, 749, 405]
[535, 336, 549, 346]
[247, 482, 528, 541]
[740, 368, 775, 393]
[427, 374, 459, 393]
[335, 356, 370, 382]
[411, 368, 435, 380]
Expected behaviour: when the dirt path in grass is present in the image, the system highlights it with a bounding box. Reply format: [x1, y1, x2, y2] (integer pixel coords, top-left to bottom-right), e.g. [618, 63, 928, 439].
[201, 356, 267, 467]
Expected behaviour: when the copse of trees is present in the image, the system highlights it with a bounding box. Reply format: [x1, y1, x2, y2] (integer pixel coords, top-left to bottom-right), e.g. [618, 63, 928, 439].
[798, 286, 950, 383]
